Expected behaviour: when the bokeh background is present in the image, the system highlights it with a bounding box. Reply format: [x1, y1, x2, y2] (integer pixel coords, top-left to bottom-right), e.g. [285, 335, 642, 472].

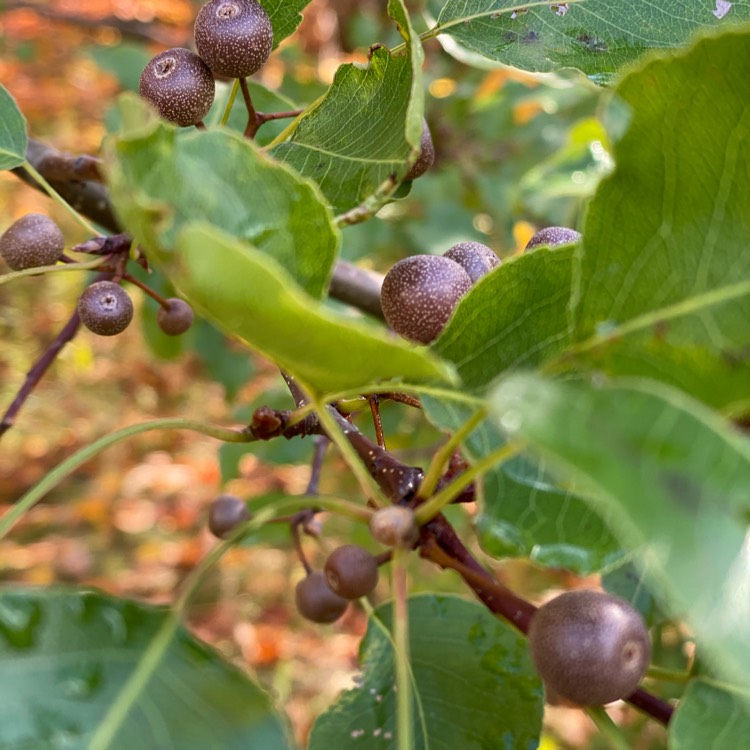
[0, 1, 673, 746]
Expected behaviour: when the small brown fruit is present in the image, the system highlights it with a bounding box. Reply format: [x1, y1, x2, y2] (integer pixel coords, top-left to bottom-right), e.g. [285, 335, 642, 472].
[295, 571, 349, 624]
[207, 494, 251, 538]
[405, 119, 435, 181]
[0, 214, 64, 271]
[157, 298, 194, 336]
[324, 544, 379, 599]
[444, 241, 500, 284]
[77, 281, 134, 337]
[525, 226, 581, 252]
[369, 506, 418, 548]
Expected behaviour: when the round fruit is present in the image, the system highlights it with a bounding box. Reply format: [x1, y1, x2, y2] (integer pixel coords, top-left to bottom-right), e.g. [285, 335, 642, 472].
[139, 48, 215, 127]
[381, 255, 472, 344]
[295, 571, 349, 624]
[525, 226, 581, 252]
[208, 494, 251, 538]
[528, 590, 651, 706]
[0, 213, 64, 271]
[405, 119, 435, 181]
[324, 544, 379, 599]
[157, 298, 194, 335]
[369, 506, 418, 548]
[77, 281, 134, 337]
[194, 0, 274, 79]
[444, 241, 500, 284]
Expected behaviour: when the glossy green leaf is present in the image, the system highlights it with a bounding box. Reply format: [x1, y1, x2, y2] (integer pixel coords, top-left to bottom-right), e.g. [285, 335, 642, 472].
[261, 0, 312, 48]
[270, 1, 424, 214]
[422, 395, 620, 574]
[670, 680, 750, 749]
[433, 245, 575, 390]
[0, 587, 292, 749]
[170, 223, 452, 394]
[106, 95, 338, 299]
[309, 594, 542, 749]
[428, 0, 750, 81]
[568, 29, 750, 414]
[490, 373, 750, 691]
[0, 84, 27, 171]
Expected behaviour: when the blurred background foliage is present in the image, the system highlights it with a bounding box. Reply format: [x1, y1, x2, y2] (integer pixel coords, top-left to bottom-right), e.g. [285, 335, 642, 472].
[0, 1, 671, 747]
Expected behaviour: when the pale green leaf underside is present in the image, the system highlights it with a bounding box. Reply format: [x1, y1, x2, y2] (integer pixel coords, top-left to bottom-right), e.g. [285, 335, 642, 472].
[0, 84, 27, 171]
[490, 373, 750, 692]
[0, 588, 291, 750]
[670, 679, 750, 749]
[309, 594, 542, 750]
[570, 28, 750, 413]
[422, 395, 620, 574]
[430, 0, 750, 79]
[107, 97, 338, 299]
[270, 47, 417, 213]
[173, 224, 453, 394]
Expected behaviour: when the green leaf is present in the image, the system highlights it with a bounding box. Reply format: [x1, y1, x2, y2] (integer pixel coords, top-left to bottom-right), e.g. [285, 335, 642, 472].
[601, 562, 664, 628]
[433, 245, 575, 390]
[0, 587, 292, 749]
[670, 680, 750, 749]
[422, 395, 620, 574]
[87, 43, 152, 92]
[428, 0, 750, 81]
[0, 84, 27, 171]
[261, 0, 312, 48]
[309, 594, 542, 749]
[170, 223, 453, 394]
[568, 28, 750, 414]
[106, 95, 339, 299]
[270, 9, 423, 214]
[490, 373, 750, 692]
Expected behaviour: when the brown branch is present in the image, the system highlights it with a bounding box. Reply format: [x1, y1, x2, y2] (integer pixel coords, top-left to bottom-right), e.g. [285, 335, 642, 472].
[2, 1, 186, 46]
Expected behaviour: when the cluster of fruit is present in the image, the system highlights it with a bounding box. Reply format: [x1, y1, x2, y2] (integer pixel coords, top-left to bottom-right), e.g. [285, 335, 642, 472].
[0, 213, 194, 337]
[139, 0, 274, 127]
[207, 494, 650, 706]
[381, 226, 581, 344]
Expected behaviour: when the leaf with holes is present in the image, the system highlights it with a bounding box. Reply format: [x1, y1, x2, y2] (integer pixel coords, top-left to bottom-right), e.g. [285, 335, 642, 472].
[427, 0, 750, 81]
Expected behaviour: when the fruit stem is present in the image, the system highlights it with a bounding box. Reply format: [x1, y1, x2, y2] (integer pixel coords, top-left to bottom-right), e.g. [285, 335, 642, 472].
[121, 271, 170, 308]
[586, 706, 631, 750]
[0, 308, 81, 441]
[392, 545, 414, 750]
[22, 161, 99, 236]
[0, 256, 107, 286]
[414, 439, 522, 524]
[646, 665, 691, 683]
[220, 79, 241, 126]
[415, 406, 486, 503]
[257, 108, 304, 124]
[368, 395, 386, 448]
[239, 77, 261, 138]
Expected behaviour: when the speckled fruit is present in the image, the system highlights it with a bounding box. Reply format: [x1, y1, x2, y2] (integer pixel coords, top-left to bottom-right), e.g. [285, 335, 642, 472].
[0, 213, 64, 271]
[528, 590, 651, 706]
[369, 506, 418, 548]
[77, 281, 134, 337]
[381, 255, 472, 344]
[525, 226, 581, 252]
[295, 571, 349, 624]
[194, 0, 273, 79]
[157, 298, 194, 336]
[444, 241, 500, 284]
[139, 48, 215, 127]
[324, 544, 379, 599]
[404, 119, 435, 181]
[207, 494, 251, 538]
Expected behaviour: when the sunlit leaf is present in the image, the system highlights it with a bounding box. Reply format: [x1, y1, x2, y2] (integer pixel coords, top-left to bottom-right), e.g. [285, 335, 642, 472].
[0, 84, 27, 171]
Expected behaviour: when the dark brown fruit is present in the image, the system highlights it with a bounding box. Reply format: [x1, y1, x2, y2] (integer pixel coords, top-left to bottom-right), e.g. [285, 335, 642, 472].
[405, 119, 435, 181]
[369, 506, 418, 548]
[157, 298, 194, 336]
[139, 48, 215, 127]
[444, 241, 500, 284]
[194, 0, 274, 79]
[207, 494, 251, 538]
[0, 213, 64, 271]
[525, 226, 581, 252]
[295, 571, 349, 624]
[381, 255, 472, 344]
[324, 544, 379, 599]
[77, 281, 134, 337]
[528, 590, 651, 706]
